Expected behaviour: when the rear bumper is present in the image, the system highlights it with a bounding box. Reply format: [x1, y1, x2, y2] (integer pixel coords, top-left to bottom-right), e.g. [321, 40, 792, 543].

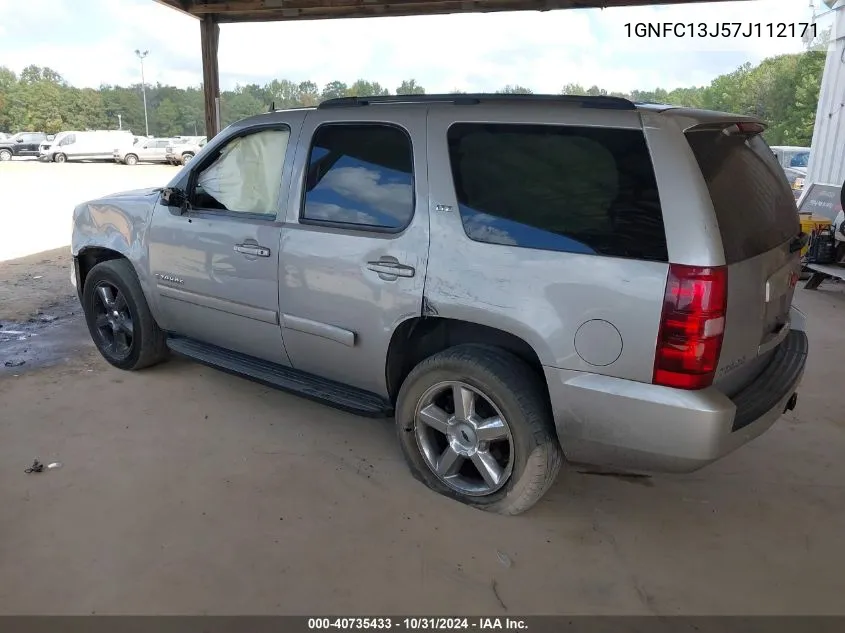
[544, 329, 808, 474]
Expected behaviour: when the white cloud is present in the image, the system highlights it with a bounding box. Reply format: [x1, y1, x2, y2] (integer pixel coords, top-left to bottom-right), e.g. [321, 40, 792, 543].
[320, 165, 412, 220]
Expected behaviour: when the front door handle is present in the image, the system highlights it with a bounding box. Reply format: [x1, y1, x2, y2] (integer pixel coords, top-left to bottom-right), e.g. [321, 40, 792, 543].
[234, 243, 271, 257]
[366, 258, 415, 280]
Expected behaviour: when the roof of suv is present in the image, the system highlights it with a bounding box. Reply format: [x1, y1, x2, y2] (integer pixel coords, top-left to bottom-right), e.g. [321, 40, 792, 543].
[236, 93, 761, 130]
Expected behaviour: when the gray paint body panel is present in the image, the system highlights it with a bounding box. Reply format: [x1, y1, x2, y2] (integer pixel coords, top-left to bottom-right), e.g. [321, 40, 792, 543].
[277, 107, 430, 398]
[425, 105, 668, 383]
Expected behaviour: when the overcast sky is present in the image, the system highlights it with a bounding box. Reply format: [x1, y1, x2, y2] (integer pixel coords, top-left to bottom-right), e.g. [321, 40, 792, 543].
[0, 0, 825, 94]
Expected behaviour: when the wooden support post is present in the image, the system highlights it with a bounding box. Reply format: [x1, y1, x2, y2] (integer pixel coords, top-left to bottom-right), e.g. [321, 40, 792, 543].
[200, 14, 220, 140]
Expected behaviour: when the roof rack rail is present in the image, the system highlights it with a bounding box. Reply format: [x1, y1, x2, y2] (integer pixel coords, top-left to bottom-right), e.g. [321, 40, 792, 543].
[317, 93, 637, 111]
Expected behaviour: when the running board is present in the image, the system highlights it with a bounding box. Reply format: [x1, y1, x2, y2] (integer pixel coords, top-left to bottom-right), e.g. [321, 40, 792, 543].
[166, 337, 393, 418]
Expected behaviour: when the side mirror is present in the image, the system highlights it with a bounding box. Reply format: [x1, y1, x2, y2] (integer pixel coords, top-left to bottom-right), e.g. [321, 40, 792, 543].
[161, 187, 188, 213]
[15, 138, 23, 143]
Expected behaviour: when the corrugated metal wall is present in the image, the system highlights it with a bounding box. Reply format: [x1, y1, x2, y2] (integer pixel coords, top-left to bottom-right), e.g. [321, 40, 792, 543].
[806, 7, 845, 188]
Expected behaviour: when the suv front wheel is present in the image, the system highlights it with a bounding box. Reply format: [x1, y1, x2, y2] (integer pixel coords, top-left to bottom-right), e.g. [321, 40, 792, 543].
[395, 344, 562, 515]
[82, 259, 168, 370]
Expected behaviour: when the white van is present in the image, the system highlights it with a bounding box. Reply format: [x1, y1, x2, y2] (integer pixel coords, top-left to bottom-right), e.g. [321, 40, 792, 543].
[44, 130, 136, 163]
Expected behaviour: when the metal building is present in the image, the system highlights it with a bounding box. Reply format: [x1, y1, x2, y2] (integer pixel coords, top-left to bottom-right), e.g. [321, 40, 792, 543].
[806, 1, 845, 189]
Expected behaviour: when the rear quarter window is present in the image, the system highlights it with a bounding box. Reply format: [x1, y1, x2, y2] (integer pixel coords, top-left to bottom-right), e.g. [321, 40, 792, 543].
[446, 123, 668, 261]
[686, 131, 799, 264]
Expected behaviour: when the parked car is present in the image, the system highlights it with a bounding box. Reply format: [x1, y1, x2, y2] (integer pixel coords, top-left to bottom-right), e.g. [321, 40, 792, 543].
[771, 145, 810, 199]
[0, 131, 49, 161]
[783, 166, 807, 201]
[43, 130, 136, 163]
[71, 95, 807, 515]
[114, 137, 182, 165]
[771, 145, 810, 171]
[165, 137, 206, 165]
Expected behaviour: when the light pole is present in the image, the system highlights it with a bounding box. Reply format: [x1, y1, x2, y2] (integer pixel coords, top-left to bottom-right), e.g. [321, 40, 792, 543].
[134, 49, 150, 136]
[117, 114, 122, 130]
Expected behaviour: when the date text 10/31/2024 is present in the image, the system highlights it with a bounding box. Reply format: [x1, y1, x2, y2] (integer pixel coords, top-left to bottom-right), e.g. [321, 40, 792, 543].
[308, 618, 528, 630]
[624, 22, 818, 39]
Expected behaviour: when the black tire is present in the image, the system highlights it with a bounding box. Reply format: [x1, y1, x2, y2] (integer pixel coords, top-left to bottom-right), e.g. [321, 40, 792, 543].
[124, 153, 138, 166]
[180, 153, 194, 166]
[54, 152, 67, 163]
[0, 149, 11, 161]
[82, 259, 168, 370]
[395, 344, 562, 515]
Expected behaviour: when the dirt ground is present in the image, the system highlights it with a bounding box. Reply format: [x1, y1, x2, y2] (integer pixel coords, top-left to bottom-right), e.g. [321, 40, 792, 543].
[1, 161, 844, 616]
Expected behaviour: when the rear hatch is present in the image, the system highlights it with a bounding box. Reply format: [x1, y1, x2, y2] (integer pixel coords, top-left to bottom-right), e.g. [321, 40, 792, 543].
[685, 123, 802, 397]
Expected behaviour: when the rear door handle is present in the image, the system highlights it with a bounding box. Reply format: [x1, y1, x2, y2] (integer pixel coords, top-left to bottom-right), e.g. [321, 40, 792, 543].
[234, 243, 271, 257]
[366, 259, 415, 280]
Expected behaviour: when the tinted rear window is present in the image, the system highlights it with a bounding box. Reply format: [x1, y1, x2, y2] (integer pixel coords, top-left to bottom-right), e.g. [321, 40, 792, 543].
[686, 131, 799, 264]
[446, 123, 668, 261]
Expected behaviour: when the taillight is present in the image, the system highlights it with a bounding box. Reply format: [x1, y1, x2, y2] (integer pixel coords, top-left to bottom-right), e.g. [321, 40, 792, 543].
[653, 264, 728, 390]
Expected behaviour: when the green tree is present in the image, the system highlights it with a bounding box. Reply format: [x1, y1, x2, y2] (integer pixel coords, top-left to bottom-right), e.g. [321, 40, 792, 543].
[396, 79, 425, 95]
[497, 85, 533, 94]
[153, 98, 183, 136]
[298, 81, 320, 106]
[0, 55, 825, 146]
[560, 83, 587, 95]
[321, 81, 348, 100]
[347, 80, 390, 97]
[267, 79, 301, 108]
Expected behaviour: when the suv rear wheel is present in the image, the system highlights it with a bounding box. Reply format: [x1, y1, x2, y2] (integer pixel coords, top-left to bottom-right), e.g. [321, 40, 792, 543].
[0, 149, 11, 161]
[124, 154, 138, 166]
[181, 152, 194, 166]
[82, 259, 168, 370]
[395, 344, 562, 515]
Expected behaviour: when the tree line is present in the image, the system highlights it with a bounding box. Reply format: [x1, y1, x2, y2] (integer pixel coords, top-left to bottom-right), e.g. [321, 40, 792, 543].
[0, 50, 825, 146]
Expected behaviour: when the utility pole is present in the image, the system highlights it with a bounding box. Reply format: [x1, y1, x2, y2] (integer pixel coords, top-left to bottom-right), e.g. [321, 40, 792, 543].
[117, 114, 122, 130]
[134, 49, 150, 137]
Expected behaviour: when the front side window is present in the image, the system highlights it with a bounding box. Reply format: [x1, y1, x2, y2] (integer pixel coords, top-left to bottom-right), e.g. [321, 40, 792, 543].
[446, 123, 667, 261]
[301, 124, 414, 231]
[191, 127, 289, 216]
[59, 134, 75, 146]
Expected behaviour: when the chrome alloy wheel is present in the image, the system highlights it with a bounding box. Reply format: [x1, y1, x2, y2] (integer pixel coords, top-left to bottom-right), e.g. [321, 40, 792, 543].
[414, 381, 514, 496]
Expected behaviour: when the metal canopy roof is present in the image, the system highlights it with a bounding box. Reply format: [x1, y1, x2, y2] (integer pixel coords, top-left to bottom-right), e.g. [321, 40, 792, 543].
[155, 0, 738, 23]
[154, 0, 743, 138]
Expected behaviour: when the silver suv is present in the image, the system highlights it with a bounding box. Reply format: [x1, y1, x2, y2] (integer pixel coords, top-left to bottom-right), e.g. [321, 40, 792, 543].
[70, 95, 808, 515]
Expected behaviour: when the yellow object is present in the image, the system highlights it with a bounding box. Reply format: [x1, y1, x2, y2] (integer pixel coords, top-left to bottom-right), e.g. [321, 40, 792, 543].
[799, 214, 833, 257]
